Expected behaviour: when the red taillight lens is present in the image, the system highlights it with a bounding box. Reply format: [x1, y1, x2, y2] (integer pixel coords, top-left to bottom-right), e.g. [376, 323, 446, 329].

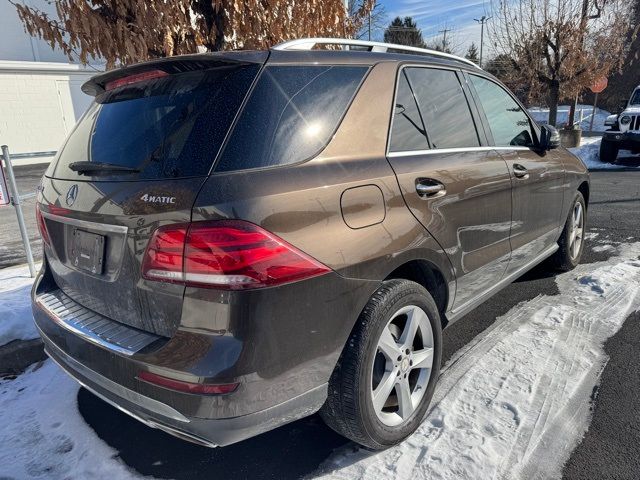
[141, 225, 187, 283]
[36, 205, 50, 245]
[141, 220, 331, 290]
[137, 371, 238, 395]
[105, 69, 169, 91]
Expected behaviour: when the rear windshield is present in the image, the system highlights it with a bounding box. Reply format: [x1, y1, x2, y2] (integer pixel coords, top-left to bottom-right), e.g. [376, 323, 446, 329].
[48, 63, 260, 181]
[214, 65, 368, 172]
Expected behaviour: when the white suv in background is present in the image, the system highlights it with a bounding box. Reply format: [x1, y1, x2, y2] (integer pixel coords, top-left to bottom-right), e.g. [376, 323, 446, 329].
[601, 86, 640, 162]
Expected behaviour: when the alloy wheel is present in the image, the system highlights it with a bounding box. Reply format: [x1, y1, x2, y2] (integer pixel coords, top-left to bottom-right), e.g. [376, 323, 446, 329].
[370, 305, 434, 427]
[569, 201, 584, 260]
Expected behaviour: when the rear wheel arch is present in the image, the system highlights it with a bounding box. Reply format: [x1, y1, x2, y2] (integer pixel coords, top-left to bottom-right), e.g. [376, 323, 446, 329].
[385, 260, 449, 328]
[578, 181, 590, 208]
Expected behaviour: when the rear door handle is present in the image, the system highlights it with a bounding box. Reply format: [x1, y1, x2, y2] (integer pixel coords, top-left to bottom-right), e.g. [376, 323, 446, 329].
[513, 164, 529, 179]
[416, 179, 446, 197]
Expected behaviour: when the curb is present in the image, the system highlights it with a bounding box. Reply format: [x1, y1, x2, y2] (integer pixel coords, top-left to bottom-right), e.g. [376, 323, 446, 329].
[0, 338, 46, 375]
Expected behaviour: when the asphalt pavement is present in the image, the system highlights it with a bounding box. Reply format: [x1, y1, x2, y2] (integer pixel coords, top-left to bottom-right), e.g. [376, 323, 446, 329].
[1, 165, 639, 479]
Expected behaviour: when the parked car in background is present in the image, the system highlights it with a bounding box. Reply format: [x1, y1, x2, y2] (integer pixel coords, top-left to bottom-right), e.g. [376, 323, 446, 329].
[32, 38, 589, 450]
[601, 85, 640, 162]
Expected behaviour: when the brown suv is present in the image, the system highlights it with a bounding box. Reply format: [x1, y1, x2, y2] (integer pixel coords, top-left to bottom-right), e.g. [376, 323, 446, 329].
[31, 38, 589, 450]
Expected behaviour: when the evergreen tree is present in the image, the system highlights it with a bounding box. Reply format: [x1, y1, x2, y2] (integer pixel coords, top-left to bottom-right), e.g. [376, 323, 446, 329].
[383, 17, 426, 48]
[465, 43, 480, 64]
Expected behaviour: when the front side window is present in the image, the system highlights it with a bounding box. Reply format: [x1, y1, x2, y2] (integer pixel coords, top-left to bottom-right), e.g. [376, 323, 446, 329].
[389, 72, 429, 152]
[470, 75, 535, 147]
[404, 68, 480, 149]
[215, 65, 368, 172]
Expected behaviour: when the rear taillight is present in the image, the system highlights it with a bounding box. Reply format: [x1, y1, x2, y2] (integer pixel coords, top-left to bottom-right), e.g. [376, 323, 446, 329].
[36, 205, 50, 245]
[105, 69, 169, 91]
[137, 371, 238, 395]
[141, 220, 331, 290]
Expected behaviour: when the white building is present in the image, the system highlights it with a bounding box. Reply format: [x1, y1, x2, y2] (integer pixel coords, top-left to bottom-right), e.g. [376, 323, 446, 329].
[0, 1, 99, 165]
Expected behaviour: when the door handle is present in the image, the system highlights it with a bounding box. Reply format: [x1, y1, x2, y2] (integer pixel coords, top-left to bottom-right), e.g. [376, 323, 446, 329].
[416, 180, 446, 197]
[513, 164, 529, 179]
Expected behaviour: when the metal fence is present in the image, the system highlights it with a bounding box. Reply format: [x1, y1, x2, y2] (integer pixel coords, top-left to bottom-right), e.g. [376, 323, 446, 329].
[1, 145, 38, 277]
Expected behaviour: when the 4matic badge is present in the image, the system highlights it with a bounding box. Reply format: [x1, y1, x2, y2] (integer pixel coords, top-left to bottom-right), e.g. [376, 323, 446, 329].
[140, 193, 176, 204]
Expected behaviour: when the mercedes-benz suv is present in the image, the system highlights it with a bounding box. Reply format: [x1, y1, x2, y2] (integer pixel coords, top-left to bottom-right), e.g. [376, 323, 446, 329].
[32, 38, 589, 450]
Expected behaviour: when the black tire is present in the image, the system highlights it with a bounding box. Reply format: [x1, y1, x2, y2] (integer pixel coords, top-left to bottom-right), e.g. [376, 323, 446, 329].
[320, 279, 442, 450]
[551, 191, 586, 271]
[599, 139, 619, 163]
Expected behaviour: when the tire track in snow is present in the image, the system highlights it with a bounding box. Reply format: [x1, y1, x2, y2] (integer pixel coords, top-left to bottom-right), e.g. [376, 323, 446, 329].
[315, 242, 640, 480]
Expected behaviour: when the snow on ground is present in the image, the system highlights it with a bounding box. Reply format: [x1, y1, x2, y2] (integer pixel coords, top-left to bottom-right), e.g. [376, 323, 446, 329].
[528, 105, 611, 132]
[317, 241, 640, 480]
[568, 137, 640, 171]
[0, 264, 39, 346]
[0, 361, 142, 479]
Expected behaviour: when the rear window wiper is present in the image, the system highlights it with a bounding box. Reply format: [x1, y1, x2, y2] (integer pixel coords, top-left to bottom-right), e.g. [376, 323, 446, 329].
[69, 161, 141, 175]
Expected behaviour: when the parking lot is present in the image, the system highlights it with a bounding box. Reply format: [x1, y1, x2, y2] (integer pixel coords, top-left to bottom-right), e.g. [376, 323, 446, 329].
[1, 165, 639, 479]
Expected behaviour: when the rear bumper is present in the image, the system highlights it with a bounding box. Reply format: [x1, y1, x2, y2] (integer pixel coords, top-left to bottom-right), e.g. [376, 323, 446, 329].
[32, 259, 377, 446]
[41, 333, 326, 447]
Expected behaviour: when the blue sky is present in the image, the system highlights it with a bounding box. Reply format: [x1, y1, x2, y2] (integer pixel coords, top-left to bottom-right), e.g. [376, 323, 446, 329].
[376, 0, 492, 55]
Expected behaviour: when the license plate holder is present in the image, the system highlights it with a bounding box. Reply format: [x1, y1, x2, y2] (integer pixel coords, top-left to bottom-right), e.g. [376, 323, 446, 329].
[71, 229, 105, 275]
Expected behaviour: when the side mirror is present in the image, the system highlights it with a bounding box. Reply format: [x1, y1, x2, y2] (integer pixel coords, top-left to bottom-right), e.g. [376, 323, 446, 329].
[539, 124, 560, 150]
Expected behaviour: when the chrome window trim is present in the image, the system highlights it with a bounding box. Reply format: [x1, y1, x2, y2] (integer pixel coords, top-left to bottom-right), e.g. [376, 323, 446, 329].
[387, 146, 532, 158]
[41, 211, 128, 234]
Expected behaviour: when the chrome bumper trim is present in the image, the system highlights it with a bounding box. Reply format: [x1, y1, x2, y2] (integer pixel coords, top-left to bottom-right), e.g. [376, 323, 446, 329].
[36, 289, 161, 356]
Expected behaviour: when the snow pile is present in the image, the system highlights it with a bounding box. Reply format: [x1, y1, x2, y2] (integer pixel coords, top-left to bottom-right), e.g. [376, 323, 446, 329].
[567, 138, 640, 170]
[318, 242, 640, 480]
[0, 361, 141, 479]
[0, 264, 39, 346]
[529, 105, 611, 132]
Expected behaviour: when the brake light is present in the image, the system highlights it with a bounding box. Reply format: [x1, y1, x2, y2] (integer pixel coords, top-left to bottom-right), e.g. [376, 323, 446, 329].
[105, 69, 169, 91]
[36, 205, 50, 245]
[141, 220, 331, 289]
[137, 371, 238, 395]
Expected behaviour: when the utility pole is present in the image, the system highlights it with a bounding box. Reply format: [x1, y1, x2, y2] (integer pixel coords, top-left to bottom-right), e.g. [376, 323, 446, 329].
[474, 15, 491, 68]
[368, 11, 372, 41]
[438, 27, 452, 52]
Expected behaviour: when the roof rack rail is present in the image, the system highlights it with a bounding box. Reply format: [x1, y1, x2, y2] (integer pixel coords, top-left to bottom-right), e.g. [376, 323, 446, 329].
[273, 38, 480, 69]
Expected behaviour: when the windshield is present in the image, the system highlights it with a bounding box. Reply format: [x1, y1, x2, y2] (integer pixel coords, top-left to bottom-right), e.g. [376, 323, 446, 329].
[48, 63, 260, 181]
[630, 89, 640, 106]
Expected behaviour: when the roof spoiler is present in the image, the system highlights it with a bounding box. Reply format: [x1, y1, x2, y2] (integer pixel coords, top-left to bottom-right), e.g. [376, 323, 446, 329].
[82, 51, 269, 97]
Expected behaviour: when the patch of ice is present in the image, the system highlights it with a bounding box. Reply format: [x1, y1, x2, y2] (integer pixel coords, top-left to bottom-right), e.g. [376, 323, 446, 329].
[0, 264, 39, 346]
[0, 361, 142, 479]
[317, 242, 640, 480]
[592, 244, 616, 253]
[583, 232, 599, 241]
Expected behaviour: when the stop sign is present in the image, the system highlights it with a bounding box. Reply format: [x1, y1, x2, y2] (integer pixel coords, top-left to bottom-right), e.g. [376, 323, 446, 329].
[590, 77, 608, 94]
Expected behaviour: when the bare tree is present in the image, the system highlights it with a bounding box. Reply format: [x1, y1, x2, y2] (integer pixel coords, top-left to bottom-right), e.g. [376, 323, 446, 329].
[11, 0, 375, 68]
[349, 0, 387, 40]
[489, 0, 635, 126]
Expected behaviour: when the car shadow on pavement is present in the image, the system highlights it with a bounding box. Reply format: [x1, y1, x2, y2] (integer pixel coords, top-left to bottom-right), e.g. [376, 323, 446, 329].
[77, 387, 350, 479]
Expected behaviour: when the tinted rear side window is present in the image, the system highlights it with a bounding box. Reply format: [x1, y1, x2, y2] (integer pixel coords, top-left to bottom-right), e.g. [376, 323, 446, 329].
[405, 68, 480, 149]
[49, 63, 260, 181]
[215, 65, 368, 172]
[389, 72, 429, 152]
